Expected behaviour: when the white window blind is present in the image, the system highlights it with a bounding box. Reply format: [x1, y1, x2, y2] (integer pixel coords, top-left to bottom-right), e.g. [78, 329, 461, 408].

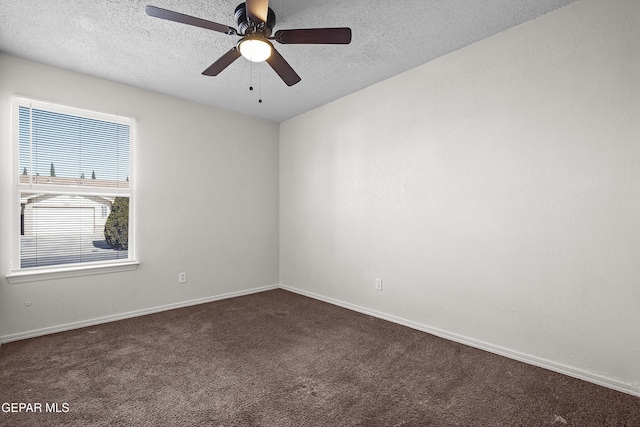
[12, 97, 134, 272]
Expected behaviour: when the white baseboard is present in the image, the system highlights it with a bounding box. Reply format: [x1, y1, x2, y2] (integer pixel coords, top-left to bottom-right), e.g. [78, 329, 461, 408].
[279, 284, 640, 397]
[0, 284, 279, 344]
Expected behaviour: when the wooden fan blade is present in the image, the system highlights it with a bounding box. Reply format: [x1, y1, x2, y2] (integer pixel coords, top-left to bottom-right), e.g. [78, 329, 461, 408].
[245, 0, 269, 24]
[274, 28, 352, 44]
[266, 48, 301, 86]
[146, 5, 236, 35]
[202, 48, 242, 76]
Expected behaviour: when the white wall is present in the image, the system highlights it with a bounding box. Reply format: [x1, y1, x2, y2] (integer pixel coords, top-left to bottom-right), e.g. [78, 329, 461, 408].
[280, 0, 640, 394]
[0, 54, 280, 340]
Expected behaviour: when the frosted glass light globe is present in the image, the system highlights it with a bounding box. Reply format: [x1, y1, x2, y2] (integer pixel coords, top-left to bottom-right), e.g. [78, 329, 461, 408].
[239, 38, 272, 62]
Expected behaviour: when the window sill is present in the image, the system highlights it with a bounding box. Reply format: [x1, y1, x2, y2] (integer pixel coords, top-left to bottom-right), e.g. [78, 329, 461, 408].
[5, 261, 139, 284]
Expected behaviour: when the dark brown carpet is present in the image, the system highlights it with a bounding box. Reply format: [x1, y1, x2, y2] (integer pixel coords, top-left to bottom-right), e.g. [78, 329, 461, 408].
[0, 289, 638, 426]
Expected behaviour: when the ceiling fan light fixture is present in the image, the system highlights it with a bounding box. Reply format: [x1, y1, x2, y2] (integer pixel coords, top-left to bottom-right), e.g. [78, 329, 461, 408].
[238, 38, 272, 62]
[146, 3, 351, 86]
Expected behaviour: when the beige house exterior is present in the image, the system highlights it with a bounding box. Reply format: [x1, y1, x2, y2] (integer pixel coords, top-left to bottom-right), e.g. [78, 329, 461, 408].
[19, 174, 124, 236]
[21, 193, 114, 236]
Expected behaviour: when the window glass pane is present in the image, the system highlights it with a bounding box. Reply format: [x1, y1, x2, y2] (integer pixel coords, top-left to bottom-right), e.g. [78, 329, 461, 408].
[18, 106, 130, 189]
[20, 193, 129, 268]
[18, 106, 31, 180]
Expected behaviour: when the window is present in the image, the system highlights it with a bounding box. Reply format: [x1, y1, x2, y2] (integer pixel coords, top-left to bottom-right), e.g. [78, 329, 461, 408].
[8, 97, 137, 282]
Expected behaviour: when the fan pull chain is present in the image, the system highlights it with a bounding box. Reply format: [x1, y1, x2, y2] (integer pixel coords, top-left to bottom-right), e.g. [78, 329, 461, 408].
[248, 61, 263, 104]
[258, 65, 263, 104]
[249, 60, 254, 92]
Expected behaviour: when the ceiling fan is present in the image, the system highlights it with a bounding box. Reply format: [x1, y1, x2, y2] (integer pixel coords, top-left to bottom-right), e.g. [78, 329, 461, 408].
[146, 1, 352, 86]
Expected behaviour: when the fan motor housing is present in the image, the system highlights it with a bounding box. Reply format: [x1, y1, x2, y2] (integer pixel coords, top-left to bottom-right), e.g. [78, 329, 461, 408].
[234, 3, 276, 36]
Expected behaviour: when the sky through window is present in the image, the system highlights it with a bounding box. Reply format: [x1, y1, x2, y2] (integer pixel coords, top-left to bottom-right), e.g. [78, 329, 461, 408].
[19, 106, 130, 182]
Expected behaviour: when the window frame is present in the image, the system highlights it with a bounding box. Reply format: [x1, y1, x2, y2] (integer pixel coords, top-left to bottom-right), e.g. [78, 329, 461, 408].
[6, 97, 138, 284]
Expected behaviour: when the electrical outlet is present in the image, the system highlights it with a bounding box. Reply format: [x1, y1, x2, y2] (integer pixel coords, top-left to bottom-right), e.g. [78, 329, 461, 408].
[178, 272, 187, 283]
[375, 278, 383, 291]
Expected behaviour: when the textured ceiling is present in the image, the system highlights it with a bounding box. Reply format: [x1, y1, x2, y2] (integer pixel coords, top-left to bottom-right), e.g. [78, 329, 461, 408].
[0, 0, 577, 122]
